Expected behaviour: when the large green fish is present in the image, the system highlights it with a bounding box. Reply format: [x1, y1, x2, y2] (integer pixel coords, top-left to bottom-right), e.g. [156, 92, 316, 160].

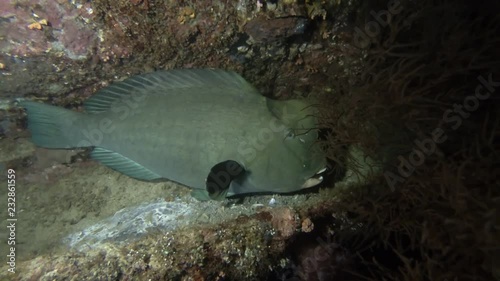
[20, 69, 327, 200]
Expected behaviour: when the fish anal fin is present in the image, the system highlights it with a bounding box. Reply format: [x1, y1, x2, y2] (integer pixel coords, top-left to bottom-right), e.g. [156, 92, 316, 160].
[91, 147, 162, 181]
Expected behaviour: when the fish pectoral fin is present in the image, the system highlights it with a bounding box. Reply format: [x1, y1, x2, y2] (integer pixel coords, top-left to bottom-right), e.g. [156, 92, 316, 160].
[190, 189, 211, 201]
[91, 147, 162, 181]
[205, 160, 245, 201]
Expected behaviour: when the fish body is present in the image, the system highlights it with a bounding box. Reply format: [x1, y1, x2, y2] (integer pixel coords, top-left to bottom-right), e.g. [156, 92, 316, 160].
[21, 69, 326, 200]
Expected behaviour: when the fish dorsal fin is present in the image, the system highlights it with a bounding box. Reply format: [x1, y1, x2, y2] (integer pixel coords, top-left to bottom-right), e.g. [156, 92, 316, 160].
[91, 147, 162, 181]
[84, 69, 260, 113]
[205, 160, 245, 201]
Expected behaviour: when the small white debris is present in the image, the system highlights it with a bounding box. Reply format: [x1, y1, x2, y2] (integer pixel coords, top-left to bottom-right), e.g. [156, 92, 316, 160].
[251, 203, 264, 209]
[269, 197, 276, 205]
[237, 45, 249, 53]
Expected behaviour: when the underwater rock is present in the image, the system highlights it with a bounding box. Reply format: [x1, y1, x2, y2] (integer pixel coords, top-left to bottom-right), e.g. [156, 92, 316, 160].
[0, 0, 97, 59]
[65, 200, 193, 250]
[244, 16, 310, 43]
[294, 241, 352, 281]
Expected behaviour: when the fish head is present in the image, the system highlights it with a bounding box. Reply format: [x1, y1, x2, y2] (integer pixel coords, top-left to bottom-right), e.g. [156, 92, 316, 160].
[230, 99, 327, 195]
[243, 124, 326, 193]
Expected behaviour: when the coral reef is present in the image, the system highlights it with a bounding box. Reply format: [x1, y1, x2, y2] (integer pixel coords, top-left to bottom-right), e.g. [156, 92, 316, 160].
[0, 0, 498, 280]
[0, 0, 358, 101]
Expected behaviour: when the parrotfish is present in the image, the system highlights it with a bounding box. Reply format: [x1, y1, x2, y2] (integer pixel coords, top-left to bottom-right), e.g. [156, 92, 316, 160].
[20, 69, 327, 200]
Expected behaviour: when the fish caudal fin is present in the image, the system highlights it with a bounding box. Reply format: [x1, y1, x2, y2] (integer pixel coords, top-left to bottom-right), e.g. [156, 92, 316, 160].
[20, 101, 85, 149]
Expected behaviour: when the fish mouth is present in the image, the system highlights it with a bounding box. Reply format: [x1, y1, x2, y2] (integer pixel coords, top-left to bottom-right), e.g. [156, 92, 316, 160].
[301, 167, 328, 189]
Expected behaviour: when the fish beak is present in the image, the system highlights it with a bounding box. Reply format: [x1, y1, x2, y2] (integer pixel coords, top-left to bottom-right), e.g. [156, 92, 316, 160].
[301, 167, 327, 189]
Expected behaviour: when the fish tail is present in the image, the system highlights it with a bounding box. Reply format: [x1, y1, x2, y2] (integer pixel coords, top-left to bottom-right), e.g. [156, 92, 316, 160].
[19, 101, 87, 149]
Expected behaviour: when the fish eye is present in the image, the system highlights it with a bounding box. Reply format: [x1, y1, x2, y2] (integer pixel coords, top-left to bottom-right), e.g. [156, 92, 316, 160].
[284, 129, 295, 139]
